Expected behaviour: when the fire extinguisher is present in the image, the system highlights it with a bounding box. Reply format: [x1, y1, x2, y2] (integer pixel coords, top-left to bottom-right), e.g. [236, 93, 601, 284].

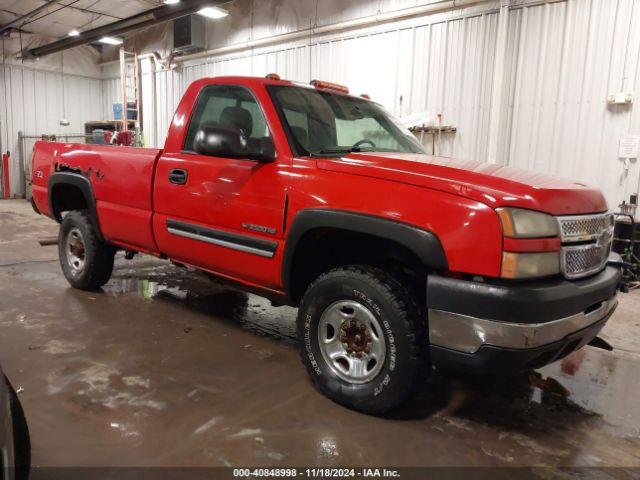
[1, 151, 10, 199]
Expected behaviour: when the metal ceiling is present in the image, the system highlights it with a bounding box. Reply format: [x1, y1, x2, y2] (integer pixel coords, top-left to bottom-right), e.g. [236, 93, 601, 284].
[0, 0, 166, 39]
[25, 0, 225, 57]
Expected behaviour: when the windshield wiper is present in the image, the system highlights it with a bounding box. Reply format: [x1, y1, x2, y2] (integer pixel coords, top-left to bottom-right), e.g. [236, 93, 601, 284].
[316, 146, 374, 155]
[318, 148, 353, 155]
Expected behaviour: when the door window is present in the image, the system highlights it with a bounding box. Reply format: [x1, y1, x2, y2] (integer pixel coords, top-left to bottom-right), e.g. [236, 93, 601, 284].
[184, 85, 271, 152]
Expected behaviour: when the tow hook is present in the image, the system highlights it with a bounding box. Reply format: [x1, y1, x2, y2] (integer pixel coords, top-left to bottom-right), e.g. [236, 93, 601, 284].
[588, 336, 614, 352]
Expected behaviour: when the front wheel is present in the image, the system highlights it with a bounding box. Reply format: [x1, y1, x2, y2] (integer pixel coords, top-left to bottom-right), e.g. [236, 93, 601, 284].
[297, 265, 426, 414]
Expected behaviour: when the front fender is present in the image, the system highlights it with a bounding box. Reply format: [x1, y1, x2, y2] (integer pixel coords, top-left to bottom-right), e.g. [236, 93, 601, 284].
[282, 209, 448, 295]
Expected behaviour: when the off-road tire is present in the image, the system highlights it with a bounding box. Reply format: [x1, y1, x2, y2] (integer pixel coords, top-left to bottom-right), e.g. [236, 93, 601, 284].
[58, 210, 115, 290]
[297, 265, 426, 414]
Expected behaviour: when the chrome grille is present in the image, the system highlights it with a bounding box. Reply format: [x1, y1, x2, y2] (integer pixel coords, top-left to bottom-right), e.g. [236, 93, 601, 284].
[558, 213, 614, 242]
[557, 213, 613, 279]
[562, 244, 610, 278]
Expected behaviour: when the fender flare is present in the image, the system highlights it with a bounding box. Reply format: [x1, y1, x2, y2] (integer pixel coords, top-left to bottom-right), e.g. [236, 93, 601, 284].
[47, 172, 104, 241]
[282, 209, 448, 295]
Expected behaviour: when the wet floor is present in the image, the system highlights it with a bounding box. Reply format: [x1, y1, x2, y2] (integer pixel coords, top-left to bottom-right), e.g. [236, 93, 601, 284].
[0, 200, 639, 471]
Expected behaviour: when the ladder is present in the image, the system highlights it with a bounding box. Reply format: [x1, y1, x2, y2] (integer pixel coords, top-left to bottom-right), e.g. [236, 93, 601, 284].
[118, 47, 141, 143]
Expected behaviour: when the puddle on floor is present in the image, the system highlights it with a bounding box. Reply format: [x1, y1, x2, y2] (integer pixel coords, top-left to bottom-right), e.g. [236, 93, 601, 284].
[538, 348, 640, 437]
[105, 264, 297, 342]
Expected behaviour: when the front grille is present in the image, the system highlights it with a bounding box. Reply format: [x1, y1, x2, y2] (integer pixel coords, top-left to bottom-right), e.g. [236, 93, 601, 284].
[559, 213, 613, 241]
[557, 213, 613, 279]
[562, 244, 610, 277]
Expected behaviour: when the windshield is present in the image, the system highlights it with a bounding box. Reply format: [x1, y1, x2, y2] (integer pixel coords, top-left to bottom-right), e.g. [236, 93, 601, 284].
[268, 85, 426, 156]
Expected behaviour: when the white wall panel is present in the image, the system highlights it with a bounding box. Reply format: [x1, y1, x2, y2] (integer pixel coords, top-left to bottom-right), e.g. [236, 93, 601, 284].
[504, 0, 640, 210]
[0, 65, 104, 196]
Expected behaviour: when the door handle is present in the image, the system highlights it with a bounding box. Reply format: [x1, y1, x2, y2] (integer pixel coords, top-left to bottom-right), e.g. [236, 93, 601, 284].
[168, 169, 188, 185]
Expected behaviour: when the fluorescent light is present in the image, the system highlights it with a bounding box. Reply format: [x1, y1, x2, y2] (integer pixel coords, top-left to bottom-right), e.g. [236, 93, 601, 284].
[163, 0, 180, 3]
[68, 29, 80, 37]
[198, 6, 228, 19]
[99, 36, 123, 45]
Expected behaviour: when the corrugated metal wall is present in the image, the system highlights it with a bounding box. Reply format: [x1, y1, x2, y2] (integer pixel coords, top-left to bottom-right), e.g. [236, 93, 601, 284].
[0, 64, 104, 196]
[502, 0, 640, 210]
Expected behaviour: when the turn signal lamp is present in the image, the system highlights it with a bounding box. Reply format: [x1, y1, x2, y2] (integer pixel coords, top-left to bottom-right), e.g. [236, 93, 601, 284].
[501, 252, 560, 279]
[310, 79, 349, 94]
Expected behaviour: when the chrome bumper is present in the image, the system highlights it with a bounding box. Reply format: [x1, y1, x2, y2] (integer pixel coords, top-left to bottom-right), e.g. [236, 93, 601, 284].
[429, 295, 618, 354]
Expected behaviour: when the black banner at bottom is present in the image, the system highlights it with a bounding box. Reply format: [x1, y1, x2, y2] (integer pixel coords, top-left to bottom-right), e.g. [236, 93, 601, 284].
[14, 467, 640, 480]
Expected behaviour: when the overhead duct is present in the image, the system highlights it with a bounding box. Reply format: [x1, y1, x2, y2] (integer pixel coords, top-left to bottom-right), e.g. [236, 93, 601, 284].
[25, 0, 227, 59]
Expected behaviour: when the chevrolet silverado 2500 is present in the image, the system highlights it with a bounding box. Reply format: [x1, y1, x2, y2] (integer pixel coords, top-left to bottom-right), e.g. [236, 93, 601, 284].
[31, 75, 623, 413]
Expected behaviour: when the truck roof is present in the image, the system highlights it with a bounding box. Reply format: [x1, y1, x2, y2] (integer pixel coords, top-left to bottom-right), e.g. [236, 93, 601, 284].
[193, 75, 366, 99]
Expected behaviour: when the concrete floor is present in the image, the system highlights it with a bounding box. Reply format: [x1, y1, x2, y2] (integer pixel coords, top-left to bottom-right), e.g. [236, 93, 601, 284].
[0, 199, 639, 471]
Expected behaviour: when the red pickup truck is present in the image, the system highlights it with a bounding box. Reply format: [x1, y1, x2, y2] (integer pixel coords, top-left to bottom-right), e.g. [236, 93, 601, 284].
[31, 75, 622, 413]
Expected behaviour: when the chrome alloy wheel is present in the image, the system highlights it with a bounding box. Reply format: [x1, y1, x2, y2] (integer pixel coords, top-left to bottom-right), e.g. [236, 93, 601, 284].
[318, 300, 386, 384]
[65, 227, 86, 276]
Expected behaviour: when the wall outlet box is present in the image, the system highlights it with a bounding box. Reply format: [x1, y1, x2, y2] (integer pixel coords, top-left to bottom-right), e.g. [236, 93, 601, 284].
[607, 92, 634, 105]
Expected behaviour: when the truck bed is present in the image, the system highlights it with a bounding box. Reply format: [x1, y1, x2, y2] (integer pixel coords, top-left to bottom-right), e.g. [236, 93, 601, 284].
[32, 141, 163, 254]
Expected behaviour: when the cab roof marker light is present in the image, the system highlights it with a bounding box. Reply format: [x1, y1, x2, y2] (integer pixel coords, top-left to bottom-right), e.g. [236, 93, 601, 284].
[265, 73, 281, 80]
[361, 93, 371, 99]
[310, 79, 349, 94]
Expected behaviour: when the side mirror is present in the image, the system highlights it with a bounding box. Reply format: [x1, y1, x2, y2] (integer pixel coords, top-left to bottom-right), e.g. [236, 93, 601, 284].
[193, 123, 275, 163]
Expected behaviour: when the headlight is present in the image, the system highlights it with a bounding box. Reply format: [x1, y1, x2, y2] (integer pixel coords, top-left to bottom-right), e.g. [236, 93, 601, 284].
[497, 208, 558, 238]
[501, 252, 560, 279]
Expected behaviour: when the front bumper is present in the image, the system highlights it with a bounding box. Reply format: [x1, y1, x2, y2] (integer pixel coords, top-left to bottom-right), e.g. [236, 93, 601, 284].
[427, 260, 622, 373]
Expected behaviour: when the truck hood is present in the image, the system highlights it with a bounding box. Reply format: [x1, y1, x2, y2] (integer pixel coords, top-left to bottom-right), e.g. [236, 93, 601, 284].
[316, 152, 607, 215]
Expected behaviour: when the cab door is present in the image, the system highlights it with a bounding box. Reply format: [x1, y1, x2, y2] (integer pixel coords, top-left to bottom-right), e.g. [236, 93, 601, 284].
[153, 84, 288, 288]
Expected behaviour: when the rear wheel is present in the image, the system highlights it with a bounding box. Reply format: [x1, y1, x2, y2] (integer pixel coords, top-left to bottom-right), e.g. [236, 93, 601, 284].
[58, 210, 115, 290]
[297, 265, 426, 414]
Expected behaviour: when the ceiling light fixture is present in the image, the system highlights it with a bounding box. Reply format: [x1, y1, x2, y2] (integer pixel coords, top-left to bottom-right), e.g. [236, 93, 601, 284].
[68, 30, 80, 37]
[163, 0, 180, 4]
[99, 36, 123, 45]
[197, 6, 228, 19]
